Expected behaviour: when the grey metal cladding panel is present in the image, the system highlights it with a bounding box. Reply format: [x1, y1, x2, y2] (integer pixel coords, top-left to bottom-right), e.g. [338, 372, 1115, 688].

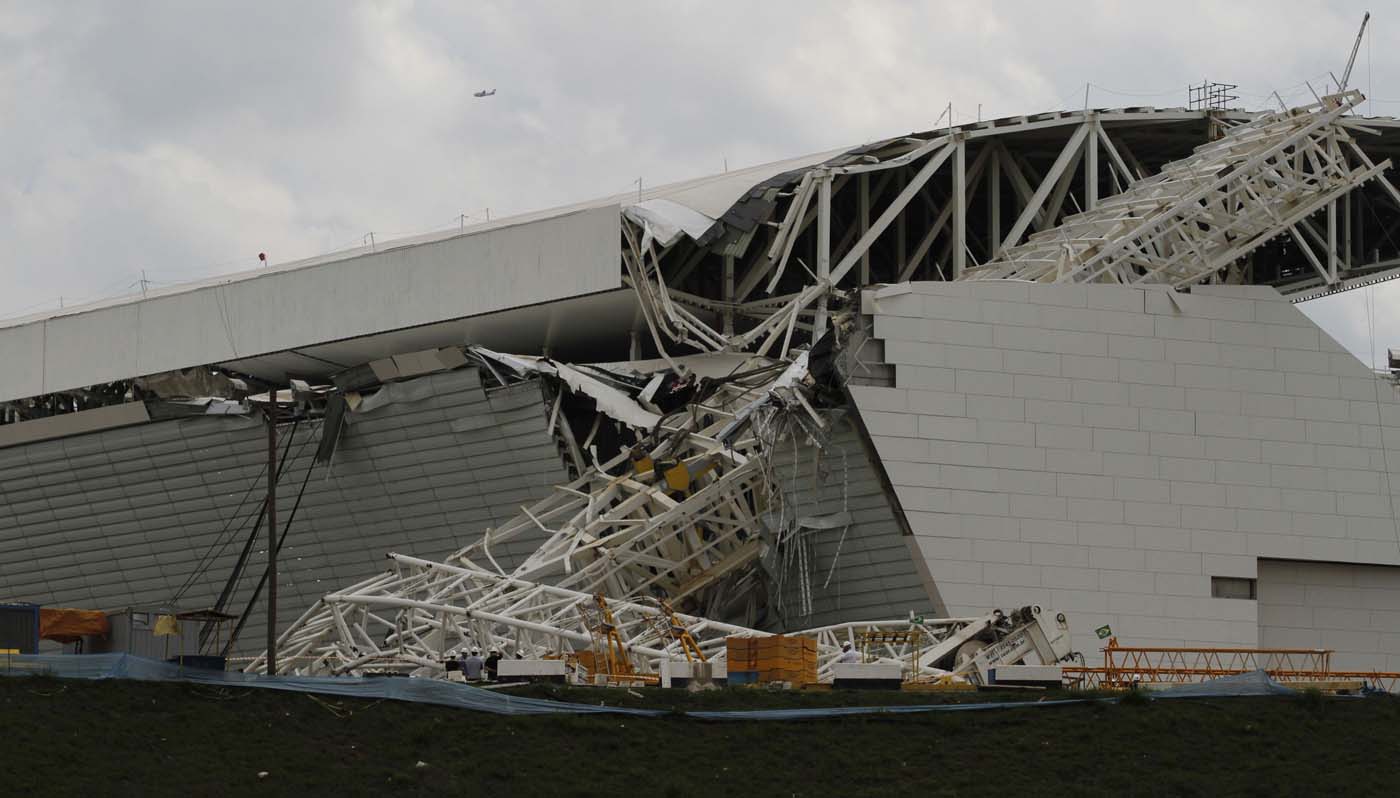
[82, 483, 139, 504]
[418, 368, 483, 396]
[478, 403, 547, 427]
[8, 497, 53, 517]
[418, 458, 473, 478]
[61, 434, 114, 460]
[368, 452, 435, 475]
[486, 383, 545, 410]
[316, 466, 387, 489]
[0, 369, 569, 656]
[22, 438, 72, 466]
[344, 410, 410, 434]
[450, 436, 530, 459]
[0, 445, 31, 470]
[394, 417, 457, 443]
[766, 419, 932, 631]
[29, 467, 77, 488]
[430, 385, 492, 411]
[0, 480, 53, 504]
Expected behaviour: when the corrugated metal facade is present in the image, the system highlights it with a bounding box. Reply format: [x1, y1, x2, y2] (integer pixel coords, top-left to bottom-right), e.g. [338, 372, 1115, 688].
[0, 368, 568, 656]
[765, 414, 937, 631]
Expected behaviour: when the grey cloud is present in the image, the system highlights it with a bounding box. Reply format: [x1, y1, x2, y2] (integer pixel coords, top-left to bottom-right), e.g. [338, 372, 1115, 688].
[2, 0, 1397, 364]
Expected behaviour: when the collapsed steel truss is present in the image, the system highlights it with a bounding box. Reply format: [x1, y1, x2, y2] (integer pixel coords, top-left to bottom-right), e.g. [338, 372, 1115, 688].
[961, 91, 1395, 286]
[623, 91, 1400, 370]
[249, 547, 1069, 684]
[257, 92, 1400, 681]
[248, 551, 1004, 681]
[456, 349, 825, 616]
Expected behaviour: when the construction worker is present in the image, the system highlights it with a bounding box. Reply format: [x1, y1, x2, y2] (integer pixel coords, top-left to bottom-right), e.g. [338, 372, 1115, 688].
[444, 651, 461, 673]
[462, 647, 486, 681]
[485, 647, 503, 681]
[835, 641, 860, 664]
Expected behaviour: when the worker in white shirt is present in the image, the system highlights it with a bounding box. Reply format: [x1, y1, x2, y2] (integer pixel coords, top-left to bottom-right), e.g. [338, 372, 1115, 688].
[462, 648, 486, 681]
[835, 641, 860, 664]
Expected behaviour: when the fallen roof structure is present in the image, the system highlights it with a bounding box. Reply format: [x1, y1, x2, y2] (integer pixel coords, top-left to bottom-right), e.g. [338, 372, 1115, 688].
[7, 88, 1400, 681]
[8, 96, 1400, 407]
[246, 88, 1400, 680]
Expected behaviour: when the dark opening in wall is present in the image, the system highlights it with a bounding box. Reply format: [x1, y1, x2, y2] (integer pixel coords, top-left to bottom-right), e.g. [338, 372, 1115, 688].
[1211, 576, 1257, 600]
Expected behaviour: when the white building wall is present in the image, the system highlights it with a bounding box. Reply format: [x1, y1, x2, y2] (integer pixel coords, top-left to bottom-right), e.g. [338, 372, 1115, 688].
[1258, 559, 1400, 672]
[850, 281, 1400, 664]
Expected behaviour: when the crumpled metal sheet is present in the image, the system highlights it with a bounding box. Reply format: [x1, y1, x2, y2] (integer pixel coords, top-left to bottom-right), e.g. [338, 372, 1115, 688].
[622, 198, 717, 247]
[471, 346, 662, 430]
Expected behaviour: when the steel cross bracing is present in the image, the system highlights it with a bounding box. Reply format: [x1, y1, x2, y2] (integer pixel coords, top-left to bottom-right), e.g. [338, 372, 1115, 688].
[251, 97, 1400, 681]
[958, 91, 1392, 288]
[248, 346, 1075, 681]
[249, 346, 863, 677]
[247, 553, 991, 681]
[627, 95, 1399, 366]
[452, 351, 827, 618]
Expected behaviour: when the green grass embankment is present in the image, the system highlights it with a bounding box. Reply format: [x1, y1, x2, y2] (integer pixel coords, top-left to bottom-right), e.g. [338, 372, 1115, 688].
[3, 676, 1398, 796]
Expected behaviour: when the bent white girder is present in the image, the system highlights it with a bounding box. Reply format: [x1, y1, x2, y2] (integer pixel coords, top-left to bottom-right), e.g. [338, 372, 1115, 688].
[256, 95, 1399, 682]
[455, 352, 823, 616]
[960, 91, 1390, 287]
[247, 553, 980, 679]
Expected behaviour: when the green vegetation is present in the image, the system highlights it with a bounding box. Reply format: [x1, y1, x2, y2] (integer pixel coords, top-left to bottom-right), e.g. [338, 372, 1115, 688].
[3, 676, 1399, 796]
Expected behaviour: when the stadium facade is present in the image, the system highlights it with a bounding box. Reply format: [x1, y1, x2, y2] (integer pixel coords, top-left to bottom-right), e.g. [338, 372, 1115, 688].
[4, 96, 1400, 672]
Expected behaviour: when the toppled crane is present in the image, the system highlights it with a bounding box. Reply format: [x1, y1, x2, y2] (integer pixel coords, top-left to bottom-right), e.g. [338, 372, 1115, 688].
[961, 91, 1391, 287]
[247, 551, 1071, 683]
[251, 342, 1077, 683]
[451, 348, 824, 616]
[252, 89, 1396, 685]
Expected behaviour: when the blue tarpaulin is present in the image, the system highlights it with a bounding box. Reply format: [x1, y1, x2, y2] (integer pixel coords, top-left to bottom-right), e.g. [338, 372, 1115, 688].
[1, 653, 663, 717]
[3, 653, 1312, 720]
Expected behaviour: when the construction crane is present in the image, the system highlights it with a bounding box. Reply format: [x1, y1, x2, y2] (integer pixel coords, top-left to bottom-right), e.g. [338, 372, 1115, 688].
[856, 628, 924, 673]
[578, 593, 641, 683]
[645, 598, 706, 663]
[1338, 12, 1370, 92]
[905, 605, 1074, 685]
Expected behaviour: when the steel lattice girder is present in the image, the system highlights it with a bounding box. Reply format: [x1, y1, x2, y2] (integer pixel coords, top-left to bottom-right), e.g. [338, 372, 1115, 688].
[959, 91, 1391, 287]
[453, 354, 824, 614]
[248, 552, 998, 681]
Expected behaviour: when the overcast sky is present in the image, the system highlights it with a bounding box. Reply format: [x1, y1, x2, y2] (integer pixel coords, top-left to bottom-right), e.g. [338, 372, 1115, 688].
[1, 1, 1397, 366]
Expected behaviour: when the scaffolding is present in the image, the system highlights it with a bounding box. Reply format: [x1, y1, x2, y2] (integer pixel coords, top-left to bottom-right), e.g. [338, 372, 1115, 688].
[1187, 80, 1240, 111]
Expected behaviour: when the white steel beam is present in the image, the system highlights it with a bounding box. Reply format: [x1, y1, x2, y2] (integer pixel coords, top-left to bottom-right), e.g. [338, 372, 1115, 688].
[859, 173, 871, 284]
[1000, 123, 1091, 252]
[989, 147, 1002, 258]
[953, 137, 967, 278]
[814, 173, 833, 337]
[826, 143, 955, 288]
[1086, 116, 1100, 210]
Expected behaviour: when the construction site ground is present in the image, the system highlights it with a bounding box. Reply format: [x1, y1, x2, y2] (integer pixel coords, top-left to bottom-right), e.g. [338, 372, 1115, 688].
[5, 676, 1398, 796]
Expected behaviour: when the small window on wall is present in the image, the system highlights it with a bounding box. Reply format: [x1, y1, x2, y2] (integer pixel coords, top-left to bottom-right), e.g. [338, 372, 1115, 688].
[1211, 576, 1257, 600]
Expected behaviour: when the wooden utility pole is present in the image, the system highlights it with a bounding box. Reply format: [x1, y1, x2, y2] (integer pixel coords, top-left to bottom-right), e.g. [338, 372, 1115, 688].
[264, 389, 278, 674]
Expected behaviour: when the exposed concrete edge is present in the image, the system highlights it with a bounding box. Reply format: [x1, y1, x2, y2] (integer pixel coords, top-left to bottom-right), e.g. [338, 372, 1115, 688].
[0, 401, 152, 450]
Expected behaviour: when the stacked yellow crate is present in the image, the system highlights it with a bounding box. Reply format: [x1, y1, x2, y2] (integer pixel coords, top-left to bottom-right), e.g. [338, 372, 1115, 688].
[753, 635, 818, 685]
[726, 636, 759, 684]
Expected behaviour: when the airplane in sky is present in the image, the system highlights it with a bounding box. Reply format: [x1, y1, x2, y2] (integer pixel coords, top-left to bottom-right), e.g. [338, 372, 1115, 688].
[473, 89, 496, 98]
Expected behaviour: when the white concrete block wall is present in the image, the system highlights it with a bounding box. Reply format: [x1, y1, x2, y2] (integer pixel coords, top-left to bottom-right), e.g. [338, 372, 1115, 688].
[854, 282, 1400, 665]
[1259, 560, 1400, 672]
